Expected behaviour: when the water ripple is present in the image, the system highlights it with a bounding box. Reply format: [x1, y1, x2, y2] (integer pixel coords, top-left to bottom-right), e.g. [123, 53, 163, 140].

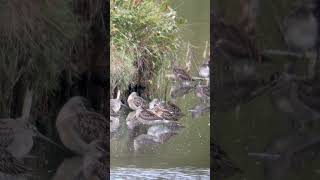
[111, 167, 210, 180]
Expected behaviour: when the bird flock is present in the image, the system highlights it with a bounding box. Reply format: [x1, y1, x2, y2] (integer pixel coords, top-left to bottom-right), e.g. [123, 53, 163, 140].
[110, 58, 210, 152]
[0, 59, 210, 178]
[0, 96, 109, 179]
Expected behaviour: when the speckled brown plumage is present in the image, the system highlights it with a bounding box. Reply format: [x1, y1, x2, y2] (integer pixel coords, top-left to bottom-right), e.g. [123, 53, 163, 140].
[75, 112, 109, 144]
[127, 92, 148, 110]
[152, 107, 179, 121]
[136, 109, 162, 121]
[0, 149, 29, 175]
[173, 66, 192, 81]
[56, 96, 109, 155]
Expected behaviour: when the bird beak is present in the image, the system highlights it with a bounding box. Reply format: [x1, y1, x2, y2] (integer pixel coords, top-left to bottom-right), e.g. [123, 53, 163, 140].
[120, 102, 129, 109]
[36, 131, 67, 152]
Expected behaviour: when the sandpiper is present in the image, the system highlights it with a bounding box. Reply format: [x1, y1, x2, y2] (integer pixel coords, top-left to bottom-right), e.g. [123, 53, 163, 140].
[151, 106, 180, 121]
[196, 84, 210, 101]
[110, 90, 122, 114]
[127, 92, 148, 110]
[149, 99, 183, 117]
[0, 117, 62, 159]
[110, 116, 120, 136]
[284, 1, 318, 52]
[56, 96, 109, 155]
[135, 109, 174, 125]
[284, 1, 318, 79]
[199, 60, 210, 78]
[163, 101, 183, 116]
[135, 109, 165, 124]
[173, 66, 192, 82]
[0, 117, 64, 178]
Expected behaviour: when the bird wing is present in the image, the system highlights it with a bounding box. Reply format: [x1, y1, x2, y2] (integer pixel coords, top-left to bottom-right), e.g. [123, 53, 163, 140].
[173, 68, 191, 80]
[133, 96, 148, 108]
[0, 149, 29, 175]
[138, 110, 163, 121]
[166, 102, 182, 113]
[73, 111, 109, 144]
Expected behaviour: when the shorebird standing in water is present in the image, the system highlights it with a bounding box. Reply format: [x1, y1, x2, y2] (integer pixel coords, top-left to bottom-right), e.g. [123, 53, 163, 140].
[110, 116, 120, 137]
[127, 92, 148, 110]
[56, 96, 109, 155]
[134, 108, 183, 129]
[284, 0, 319, 79]
[53, 141, 108, 180]
[172, 66, 193, 85]
[0, 116, 63, 177]
[110, 90, 122, 115]
[199, 59, 210, 79]
[151, 106, 181, 121]
[199, 59, 210, 85]
[149, 99, 183, 118]
[195, 84, 210, 103]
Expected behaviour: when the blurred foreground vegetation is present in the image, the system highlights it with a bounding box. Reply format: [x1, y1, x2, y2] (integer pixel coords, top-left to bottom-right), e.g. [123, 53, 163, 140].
[0, 0, 106, 132]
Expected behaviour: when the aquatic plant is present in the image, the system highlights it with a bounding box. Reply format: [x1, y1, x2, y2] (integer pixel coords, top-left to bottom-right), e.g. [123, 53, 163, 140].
[111, 0, 185, 95]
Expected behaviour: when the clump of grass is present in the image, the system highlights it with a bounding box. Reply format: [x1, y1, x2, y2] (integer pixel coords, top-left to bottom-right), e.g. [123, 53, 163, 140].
[111, 0, 185, 95]
[0, 0, 81, 116]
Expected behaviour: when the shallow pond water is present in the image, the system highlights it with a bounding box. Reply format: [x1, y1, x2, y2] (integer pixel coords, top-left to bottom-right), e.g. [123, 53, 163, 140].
[110, 0, 210, 179]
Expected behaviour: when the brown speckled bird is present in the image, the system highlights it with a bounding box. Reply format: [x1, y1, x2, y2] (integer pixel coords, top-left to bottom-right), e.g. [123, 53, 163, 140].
[196, 85, 210, 99]
[0, 148, 29, 176]
[56, 96, 109, 155]
[151, 106, 180, 121]
[0, 117, 36, 159]
[173, 66, 192, 82]
[0, 117, 64, 177]
[135, 109, 172, 125]
[127, 92, 148, 110]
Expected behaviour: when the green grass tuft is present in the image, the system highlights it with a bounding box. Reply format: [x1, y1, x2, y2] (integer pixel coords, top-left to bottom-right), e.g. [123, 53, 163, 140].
[111, 0, 185, 94]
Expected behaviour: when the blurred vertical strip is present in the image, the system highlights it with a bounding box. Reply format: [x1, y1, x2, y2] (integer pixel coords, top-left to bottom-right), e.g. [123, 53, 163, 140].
[103, 0, 110, 177]
[210, 0, 215, 179]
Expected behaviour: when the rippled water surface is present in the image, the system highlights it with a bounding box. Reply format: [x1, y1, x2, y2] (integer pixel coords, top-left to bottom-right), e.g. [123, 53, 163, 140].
[111, 167, 210, 180]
